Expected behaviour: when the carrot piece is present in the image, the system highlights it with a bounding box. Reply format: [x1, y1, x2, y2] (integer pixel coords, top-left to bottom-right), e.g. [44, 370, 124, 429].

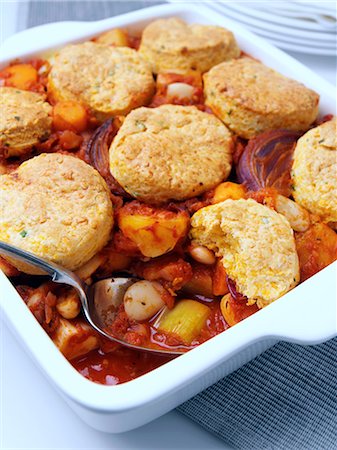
[1, 64, 38, 89]
[220, 293, 259, 327]
[212, 260, 229, 296]
[58, 130, 83, 150]
[212, 182, 246, 204]
[52, 101, 88, 132]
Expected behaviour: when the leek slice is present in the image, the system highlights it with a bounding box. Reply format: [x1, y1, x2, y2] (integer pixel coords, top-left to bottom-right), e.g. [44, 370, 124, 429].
[157, 299, 210, 344]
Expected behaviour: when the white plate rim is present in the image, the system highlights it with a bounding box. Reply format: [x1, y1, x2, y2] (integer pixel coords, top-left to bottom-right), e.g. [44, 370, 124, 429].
[211, 3, 336, 40]
[227, 2, 337, 32]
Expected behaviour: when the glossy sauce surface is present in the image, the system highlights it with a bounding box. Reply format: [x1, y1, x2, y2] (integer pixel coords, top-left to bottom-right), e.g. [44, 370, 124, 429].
[72, 347, 174, 385]
[72, 297, 228, 384]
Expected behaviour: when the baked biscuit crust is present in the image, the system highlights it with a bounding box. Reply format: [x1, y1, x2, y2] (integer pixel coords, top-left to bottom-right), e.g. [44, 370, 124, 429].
[204, 57, 319, 139]
[109, 105, 233, 204]
[0, 87, 52, 158]
[48, 42, 155, 121]
[190, 198, 300, 308]
[0, 153, 113, 273]
[292, 118, 337, 225]
[139, 17, 240, 74]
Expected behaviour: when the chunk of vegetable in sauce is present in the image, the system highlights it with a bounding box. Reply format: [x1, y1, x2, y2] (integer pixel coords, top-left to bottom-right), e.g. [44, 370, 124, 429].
[295, 223, 337, 281]
[1, 63, 38, 89]
[118, 202, 189, 257]
[52, 101, 88, 132]
[220, 293, 259, 327]
[157, 299, 210, 344]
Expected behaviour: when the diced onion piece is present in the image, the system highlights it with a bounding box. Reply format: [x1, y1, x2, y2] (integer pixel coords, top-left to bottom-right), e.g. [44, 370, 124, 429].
[95, 28, 129, 47]
[38, 63, 49, 76]
[237, 129, 301, 197]
[212, 182, 246, 204]
[56, 289, 81, 319]
[52, 101, 88, 132]
[157, 299, 210, 344]
[124, 280, 167, 322]
[1, 64, 38, 89]
[75, 253, 106, 282]
[275, 194, 310, 232]
[167, 82, 194, 100]
[84, 119, 126, 196]
[52, 318, 99, 360]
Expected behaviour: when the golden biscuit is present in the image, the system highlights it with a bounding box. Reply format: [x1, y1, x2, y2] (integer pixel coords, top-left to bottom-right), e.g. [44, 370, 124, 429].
[0, 87, 52, 158]
[109, 105, 233, 204]
[190, 199, 299, 308]
[48, 42, 155, 121]
[292, 118, 337, 225]
[204, 57, 319, 139]
[139, 17, 240, 74]
[0, 153, 113, 274]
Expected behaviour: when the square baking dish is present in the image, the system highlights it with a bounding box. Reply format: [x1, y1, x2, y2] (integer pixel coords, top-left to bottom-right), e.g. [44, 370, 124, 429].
[0, 3, 336, 433]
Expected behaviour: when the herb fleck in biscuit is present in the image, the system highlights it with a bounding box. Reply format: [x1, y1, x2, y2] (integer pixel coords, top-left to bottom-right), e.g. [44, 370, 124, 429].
[0, 87, 52, 158]
[48, 42, 155, 121]
[139, 17, 240, 74]
[190, 198, 300, 308]
[204, 57, 319, 139]
[292, 118, 337, 226]
[0, 153, 113, 274]
[109, 105, 233, 204]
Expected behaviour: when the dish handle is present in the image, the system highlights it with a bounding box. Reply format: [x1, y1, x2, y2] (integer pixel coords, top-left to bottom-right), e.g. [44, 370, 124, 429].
[257, 262, 336, 345]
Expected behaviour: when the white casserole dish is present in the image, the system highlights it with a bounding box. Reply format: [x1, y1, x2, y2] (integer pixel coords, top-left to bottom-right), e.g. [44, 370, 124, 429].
[0, 3, 336, 433]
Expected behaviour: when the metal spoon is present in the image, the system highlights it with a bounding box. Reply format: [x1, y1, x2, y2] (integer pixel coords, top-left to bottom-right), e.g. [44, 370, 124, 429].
[0, 241, 183, 356]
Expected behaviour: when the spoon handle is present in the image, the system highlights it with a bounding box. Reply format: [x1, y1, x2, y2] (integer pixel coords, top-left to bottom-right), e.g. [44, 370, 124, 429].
[0, 241, 88, 300]
[0, 241, 183, 356]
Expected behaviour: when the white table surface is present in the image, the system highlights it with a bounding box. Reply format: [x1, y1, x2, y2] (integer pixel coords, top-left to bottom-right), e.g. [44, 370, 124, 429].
[0, 3, 336, 449]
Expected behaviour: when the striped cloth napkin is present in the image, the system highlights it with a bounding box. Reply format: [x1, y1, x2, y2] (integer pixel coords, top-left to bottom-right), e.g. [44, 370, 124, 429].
[16, 2, 337, 448]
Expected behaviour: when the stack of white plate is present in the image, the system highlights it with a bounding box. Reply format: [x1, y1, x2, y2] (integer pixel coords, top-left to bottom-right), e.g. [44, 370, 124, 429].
[208, 1, 337, 55]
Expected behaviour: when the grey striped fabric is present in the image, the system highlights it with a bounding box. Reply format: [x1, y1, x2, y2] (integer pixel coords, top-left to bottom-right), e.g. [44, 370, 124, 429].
[178, 339, 337, 449]
[19, 2, 337, 448]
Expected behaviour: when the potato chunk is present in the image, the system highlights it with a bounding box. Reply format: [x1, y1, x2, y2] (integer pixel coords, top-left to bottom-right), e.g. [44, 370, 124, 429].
[118, 201, 189, 257]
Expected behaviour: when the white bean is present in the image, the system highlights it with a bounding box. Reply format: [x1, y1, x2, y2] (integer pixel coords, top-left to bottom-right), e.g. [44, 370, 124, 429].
[167, 82, 194, 100]
[124, 280, 166, 322]
[189, 244, 216, 265]
[275, 195, 310, 232]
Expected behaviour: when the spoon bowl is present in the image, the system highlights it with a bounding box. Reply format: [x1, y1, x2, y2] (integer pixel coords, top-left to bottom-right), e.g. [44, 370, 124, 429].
[0, 241, 183, 356]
